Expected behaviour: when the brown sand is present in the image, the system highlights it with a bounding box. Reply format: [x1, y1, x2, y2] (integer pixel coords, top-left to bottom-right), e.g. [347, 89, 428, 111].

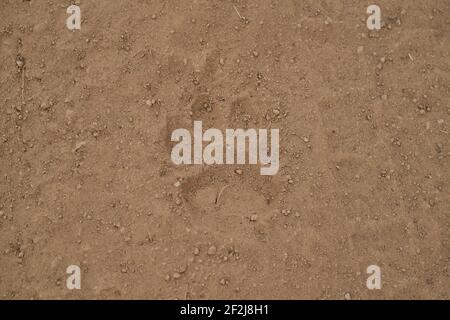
[0, 0, 449, 299]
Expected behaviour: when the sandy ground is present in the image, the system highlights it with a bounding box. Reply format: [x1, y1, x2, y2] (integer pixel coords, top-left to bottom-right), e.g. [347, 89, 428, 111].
[0, 0, 449, 299]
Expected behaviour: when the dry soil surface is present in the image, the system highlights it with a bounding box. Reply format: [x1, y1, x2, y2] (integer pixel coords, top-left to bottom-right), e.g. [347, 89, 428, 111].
[0, 0, 449, 299]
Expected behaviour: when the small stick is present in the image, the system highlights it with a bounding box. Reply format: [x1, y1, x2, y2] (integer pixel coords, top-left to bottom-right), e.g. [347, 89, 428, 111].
[185, 284, 189, 299]
[233, 5, 244, 20]
[21, 68, 25, 105]
[215, 185, 230, 205]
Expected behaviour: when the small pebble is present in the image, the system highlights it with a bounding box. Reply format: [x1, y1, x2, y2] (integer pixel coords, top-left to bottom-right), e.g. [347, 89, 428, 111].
[16, 59, 24, 68]
[207, 246, 217, 255]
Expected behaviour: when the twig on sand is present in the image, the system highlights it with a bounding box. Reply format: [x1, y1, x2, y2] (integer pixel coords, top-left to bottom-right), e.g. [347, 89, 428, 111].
[233, 5, 244, 20]
[21, 68, 25, 105]
[215, 185, 230, 205]
[185, 284, 189, 299]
